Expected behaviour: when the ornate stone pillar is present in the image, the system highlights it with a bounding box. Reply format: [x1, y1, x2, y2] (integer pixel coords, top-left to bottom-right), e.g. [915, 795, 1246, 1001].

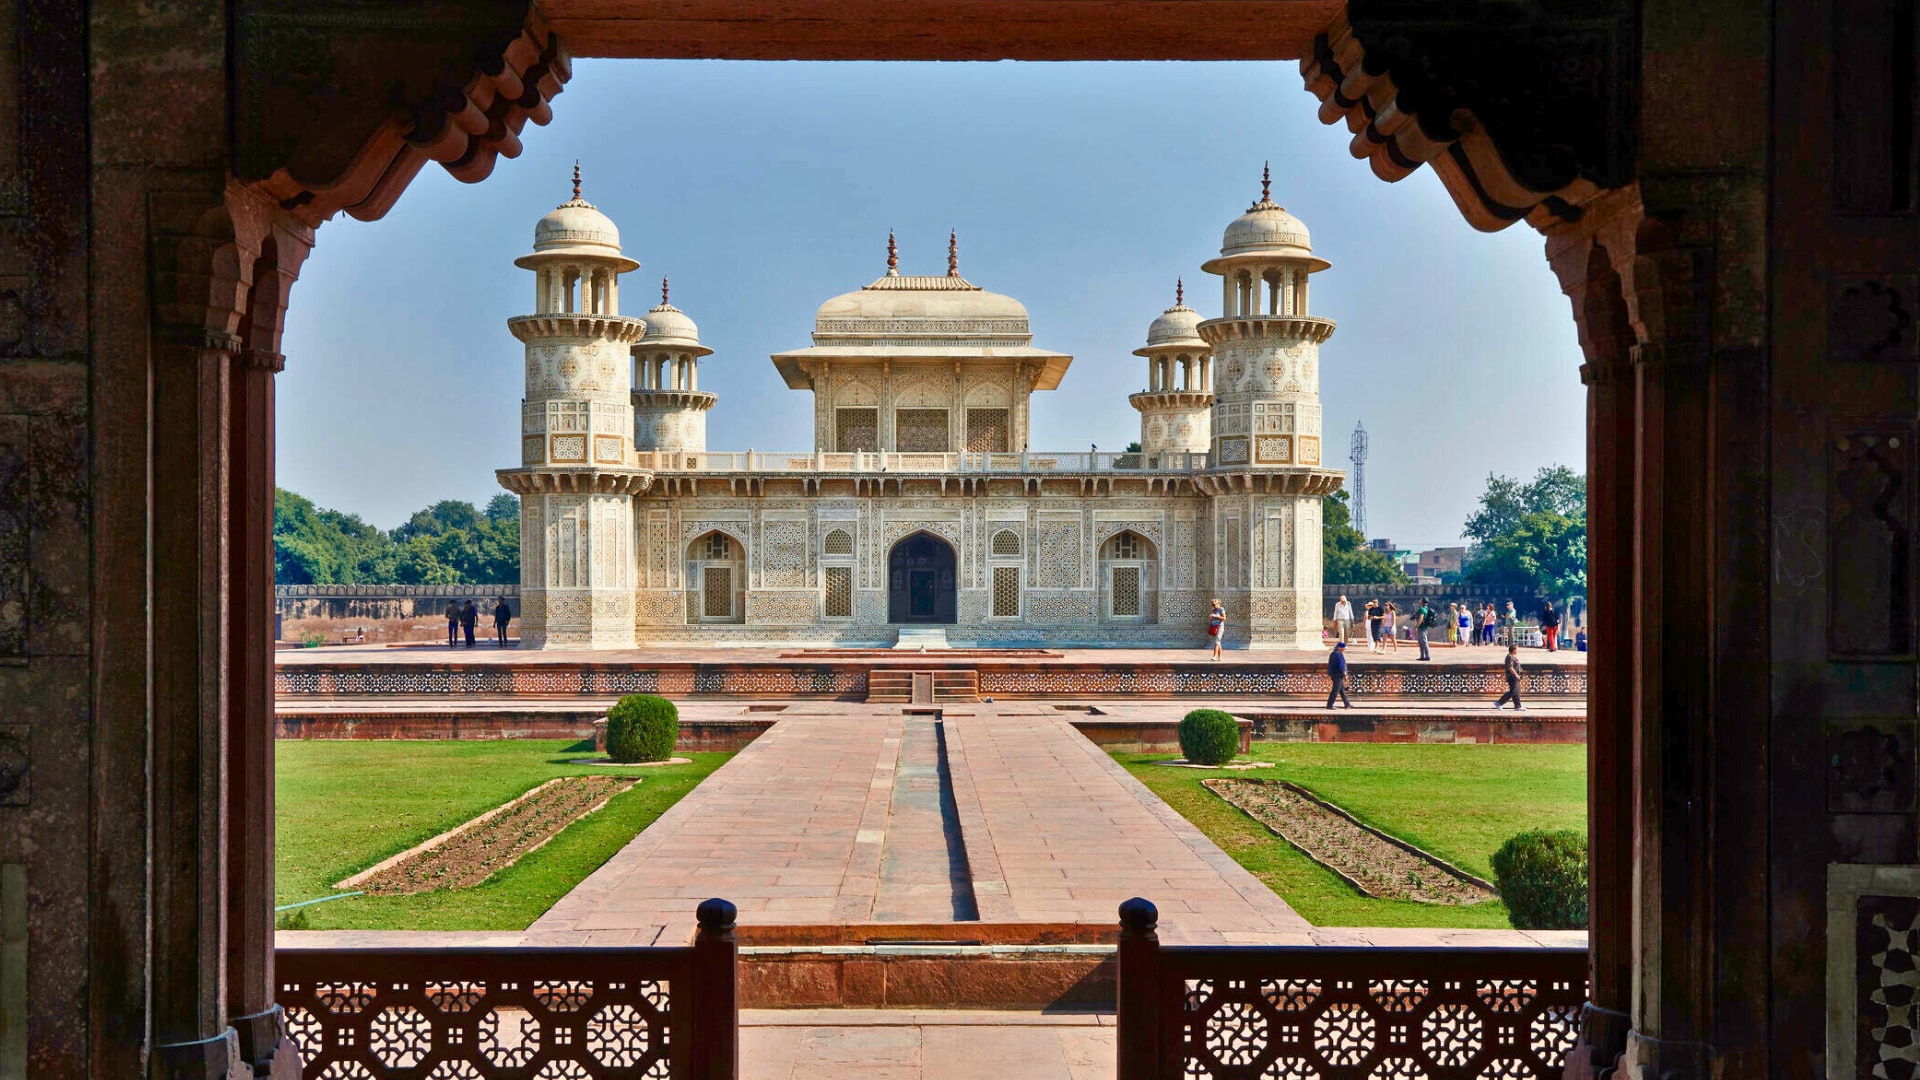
[1546, 190, 1643, 1078]
[228, 211, 312, 1079]
[147, 183, 250, 1080]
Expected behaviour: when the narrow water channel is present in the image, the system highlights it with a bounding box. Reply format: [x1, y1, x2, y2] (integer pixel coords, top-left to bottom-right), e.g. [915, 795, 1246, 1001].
[874, 717, 980, 921]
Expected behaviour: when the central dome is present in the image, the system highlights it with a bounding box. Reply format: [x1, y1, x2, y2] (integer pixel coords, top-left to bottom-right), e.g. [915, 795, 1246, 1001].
[812, 274, 1032, 343]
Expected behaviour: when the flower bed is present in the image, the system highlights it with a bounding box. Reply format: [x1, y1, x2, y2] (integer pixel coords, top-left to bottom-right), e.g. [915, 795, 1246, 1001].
[1205, 778, 1496, 905]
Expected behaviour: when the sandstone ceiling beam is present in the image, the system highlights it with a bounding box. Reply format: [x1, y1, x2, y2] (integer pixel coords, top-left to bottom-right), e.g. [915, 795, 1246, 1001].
[546, 0, 1342, 61]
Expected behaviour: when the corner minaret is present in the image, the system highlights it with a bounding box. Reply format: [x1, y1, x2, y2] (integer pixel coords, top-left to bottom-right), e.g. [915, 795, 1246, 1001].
[1197, 164, 1343, 648]
[631, 276, 716, 456]
[496, 165, 651, 649]
[1129, 279, 1212, 464]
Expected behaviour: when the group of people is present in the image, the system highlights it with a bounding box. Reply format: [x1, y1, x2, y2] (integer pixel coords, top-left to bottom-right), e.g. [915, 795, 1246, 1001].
[1328, 595, 1585, 652]
[446, 597, 514, 647]
[1330, 595, 1513, 653]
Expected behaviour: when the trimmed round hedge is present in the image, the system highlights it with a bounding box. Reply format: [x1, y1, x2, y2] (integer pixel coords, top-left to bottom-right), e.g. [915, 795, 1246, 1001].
[1178, 708, 1240, 766]
[1490, 829, 1589, 930]
[606, 694, 679, 763]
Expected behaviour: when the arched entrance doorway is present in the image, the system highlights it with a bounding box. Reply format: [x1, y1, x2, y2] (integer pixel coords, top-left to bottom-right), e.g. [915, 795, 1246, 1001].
[887, 532, 957, 624]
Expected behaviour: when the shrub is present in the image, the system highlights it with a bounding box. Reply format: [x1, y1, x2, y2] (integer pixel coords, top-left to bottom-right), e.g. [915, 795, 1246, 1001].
[1491, 829, 1588, 930]
[606, 694, 679, 763]
[1178, 709, 1240, 766]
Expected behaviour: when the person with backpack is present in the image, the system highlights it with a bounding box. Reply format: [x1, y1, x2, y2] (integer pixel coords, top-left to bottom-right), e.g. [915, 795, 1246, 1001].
[1413, 600, 1435, 660]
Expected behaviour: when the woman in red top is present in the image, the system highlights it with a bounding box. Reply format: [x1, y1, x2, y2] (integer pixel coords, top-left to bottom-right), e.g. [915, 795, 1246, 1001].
[1207, 598, 1225, 660]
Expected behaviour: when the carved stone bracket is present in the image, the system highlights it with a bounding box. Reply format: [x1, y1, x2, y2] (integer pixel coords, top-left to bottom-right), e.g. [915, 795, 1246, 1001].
[1302, 1, 1636, 233]
[497, 467, 654, 496]
[234, 1, 569, 227]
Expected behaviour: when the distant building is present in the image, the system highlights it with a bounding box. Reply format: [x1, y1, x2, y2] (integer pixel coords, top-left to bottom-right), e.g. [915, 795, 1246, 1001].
[1410, 546, 1465, 578]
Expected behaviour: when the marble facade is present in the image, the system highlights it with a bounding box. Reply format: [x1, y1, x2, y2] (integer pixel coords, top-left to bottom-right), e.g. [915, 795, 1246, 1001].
[498, 172, 1344, 649]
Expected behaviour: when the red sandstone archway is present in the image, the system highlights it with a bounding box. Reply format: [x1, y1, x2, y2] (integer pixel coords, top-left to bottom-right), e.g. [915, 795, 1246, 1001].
[34, 2, 1820, 1077]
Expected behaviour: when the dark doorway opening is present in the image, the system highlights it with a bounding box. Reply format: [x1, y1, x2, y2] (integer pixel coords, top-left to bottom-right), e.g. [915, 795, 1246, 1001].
[888, 532, 958, 623]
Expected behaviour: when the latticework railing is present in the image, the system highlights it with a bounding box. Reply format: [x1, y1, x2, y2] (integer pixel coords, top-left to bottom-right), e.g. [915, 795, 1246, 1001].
[1116, 899, 1588, 1080]
[276, 899, 738, 1078]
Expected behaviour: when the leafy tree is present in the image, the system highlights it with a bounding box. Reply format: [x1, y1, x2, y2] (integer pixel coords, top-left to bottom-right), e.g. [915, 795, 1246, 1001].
[392, 499, 484, 543]
[1322, 490, 1408, 584]
[273, 488, 520, 585]
[1465, 510, 1587, 599]
[1125, 441, 1143, 454]
[1461, 467, 1588, 600]
[485, 493, 520, 524]
[1462, 466, 1584, 549]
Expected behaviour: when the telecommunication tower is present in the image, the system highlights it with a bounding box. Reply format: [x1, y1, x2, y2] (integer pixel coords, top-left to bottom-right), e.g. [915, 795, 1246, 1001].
[1349, 420, 1369, 538]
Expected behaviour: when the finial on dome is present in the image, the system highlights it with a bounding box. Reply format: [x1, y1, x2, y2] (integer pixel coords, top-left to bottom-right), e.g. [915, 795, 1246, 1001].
[1176, 278, 1184, 307]
[573, 160, 582, 200]
[948, 230, 959, 277]
[1261, 161, 1271, 202]
[887, 230, 899, 276]
[661, 276, 670, 306]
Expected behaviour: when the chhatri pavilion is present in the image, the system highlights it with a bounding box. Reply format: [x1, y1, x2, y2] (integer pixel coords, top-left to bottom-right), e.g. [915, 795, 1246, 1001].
[496, 166, 1344, 649]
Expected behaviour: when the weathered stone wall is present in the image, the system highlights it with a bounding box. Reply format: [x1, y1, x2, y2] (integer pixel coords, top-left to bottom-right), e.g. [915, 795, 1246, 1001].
[276, 583, 519, 620]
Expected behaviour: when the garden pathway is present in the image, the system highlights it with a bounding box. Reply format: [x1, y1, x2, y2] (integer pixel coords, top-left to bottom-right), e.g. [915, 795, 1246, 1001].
[527, 704, 1313, 945]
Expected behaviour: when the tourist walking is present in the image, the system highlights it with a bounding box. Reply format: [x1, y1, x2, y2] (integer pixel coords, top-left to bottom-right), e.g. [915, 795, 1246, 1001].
[1540, 599, 1559, 652]
[1413, 600, 1434, 661]
[1495, 644, 1526, 709]
[1445, 602, 1459, 646]
[445, 601, 460, 647]
[1382, 602, 1398, 652]
[1207, 598, 1225, 660]
[1458, 602, 1473, 648]
[460, 599, 478, 648]
[493, 597, 513, 646]
[1333, 594, 1354, 644]
[1482, 603, 1496, 644]
[1365, 599, 1383, 652]
[1325, 641, 1352, 708]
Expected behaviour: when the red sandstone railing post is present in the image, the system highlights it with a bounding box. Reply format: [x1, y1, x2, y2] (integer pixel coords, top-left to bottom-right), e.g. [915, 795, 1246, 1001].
[691, 897, 740, 1080]
[1117, 897, 1162, 1080]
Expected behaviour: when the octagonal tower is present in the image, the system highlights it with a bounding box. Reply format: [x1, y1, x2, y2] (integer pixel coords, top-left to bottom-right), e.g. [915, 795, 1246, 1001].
[630, 276, 715, 457]
[1129, 279, 1213, 465]
[496, 166, 651, 649]
[1198, 165, 1343, 648]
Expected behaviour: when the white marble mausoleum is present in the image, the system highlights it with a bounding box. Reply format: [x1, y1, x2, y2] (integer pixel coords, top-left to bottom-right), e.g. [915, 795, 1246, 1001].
[497, 166, 1344, 648]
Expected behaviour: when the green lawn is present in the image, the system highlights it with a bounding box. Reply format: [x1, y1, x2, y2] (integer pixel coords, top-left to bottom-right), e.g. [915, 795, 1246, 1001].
[276, 740, 730, 931]
[1114, 743, 1586, 928]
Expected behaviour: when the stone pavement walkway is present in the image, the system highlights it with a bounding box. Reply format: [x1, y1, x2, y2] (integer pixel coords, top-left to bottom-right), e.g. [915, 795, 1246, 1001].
[741, 1010, 1112, 1080]
[530, 704, 1311, 944]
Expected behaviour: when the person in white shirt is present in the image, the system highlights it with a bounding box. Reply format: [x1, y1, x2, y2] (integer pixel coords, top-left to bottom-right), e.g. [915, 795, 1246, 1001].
[1332, 595, 1354, 644]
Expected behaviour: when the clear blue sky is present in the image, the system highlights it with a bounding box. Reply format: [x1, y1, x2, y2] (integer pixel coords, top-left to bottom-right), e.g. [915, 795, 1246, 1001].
[278, 60, 1585, 548]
